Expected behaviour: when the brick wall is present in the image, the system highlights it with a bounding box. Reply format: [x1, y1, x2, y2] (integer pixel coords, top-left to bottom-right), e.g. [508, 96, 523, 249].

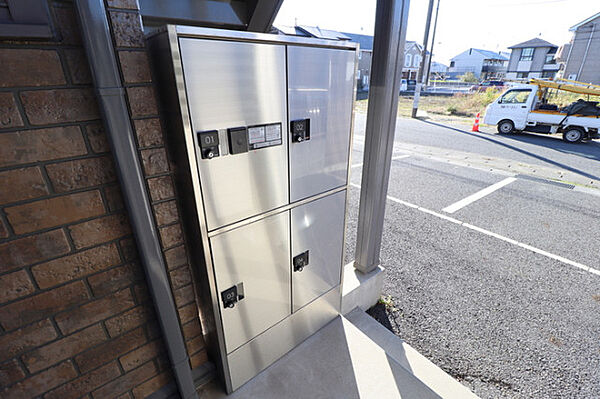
[0, 1, 208, 397]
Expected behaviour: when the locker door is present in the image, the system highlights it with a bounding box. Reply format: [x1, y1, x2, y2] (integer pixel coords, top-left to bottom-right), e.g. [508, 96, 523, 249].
[210, 212, 291, 353]
[287, 46, 355, 202]
[180, 38, 289, 230]
[291, 190, 346, 312]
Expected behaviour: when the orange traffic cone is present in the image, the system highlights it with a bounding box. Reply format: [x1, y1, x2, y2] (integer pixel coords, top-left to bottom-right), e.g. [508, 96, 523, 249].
[472, 112, 480, 132]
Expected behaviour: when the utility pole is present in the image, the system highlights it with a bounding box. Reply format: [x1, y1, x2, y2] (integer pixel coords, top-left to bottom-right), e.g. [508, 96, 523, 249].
[411, 0, 435, 118]
[425, 0, 441, 86]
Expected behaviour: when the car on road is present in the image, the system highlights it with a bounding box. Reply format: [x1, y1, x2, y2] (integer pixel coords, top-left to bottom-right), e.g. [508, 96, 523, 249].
[400, 79, 417, 92]
[469, 80, 505, 92]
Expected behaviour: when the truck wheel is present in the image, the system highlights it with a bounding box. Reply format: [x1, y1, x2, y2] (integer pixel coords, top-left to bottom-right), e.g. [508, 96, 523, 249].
[562, 127, 583, 143]
[497, 120, 514, 134]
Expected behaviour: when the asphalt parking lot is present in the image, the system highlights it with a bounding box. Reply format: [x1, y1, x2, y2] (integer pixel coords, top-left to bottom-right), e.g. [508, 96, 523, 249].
[345, 115, 600, 399]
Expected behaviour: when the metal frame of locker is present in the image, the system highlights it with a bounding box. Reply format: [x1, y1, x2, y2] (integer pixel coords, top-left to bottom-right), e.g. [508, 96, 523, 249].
[147, 25, 358, 393]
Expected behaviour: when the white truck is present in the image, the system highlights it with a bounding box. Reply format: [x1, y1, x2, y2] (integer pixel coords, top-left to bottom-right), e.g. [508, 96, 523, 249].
[483, 79, 600, 143]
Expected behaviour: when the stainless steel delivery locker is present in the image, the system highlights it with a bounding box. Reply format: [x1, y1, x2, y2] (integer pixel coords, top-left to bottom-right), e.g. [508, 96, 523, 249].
[147, 25, 357, 393]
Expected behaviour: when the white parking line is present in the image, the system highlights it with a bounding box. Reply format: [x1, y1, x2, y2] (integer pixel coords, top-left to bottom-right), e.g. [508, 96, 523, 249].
[351, 154, 410, 169]
[349, 183, 599, 277]
[442, 177, 517, 214]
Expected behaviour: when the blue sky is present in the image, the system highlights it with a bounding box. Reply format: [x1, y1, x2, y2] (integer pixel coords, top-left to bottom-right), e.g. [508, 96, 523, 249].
[274, 0, 597, 65]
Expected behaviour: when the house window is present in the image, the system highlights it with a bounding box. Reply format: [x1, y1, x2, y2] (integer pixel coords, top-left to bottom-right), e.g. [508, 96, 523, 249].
[405, 54, 412, 68]
[516, 72, 529, 79]
[357, 69, 361, 79]
[542, 71, 555, 79]
[450, 61, 455, 68]
[544, 54, 555, 64]
[359, 52, 362, 60]
[413, 55, 420, 68]
[520, 47, 534, 61]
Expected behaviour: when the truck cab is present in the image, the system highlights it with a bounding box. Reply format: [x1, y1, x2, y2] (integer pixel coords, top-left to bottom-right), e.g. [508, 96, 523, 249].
[483, 84, 537, 132]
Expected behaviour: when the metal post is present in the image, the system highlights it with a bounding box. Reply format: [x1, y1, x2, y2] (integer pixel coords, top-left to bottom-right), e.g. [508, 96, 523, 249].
[411, 0, 435, 118]
[354, 0, 410, 274]
[74, 1, 198, 398]
[425, 0, 441, 86]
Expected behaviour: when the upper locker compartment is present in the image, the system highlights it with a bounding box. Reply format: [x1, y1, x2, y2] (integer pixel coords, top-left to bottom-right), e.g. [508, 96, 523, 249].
[287, 46, 355, 202]
[179, 38, 289, 230]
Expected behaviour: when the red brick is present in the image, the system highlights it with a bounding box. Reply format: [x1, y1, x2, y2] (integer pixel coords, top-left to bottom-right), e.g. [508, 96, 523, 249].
[169, 266, 192, 290]
[119, 51, 152, 83]
[76, 327, 146, 373]
[46, 156, 116, 192]
[68, 214, 131, 249]
[108, 0, 139, 9]
[0, 49, 65, 87]
[177, 302, 197, 324]
[174, 284, 195, 308]
[21, 89, 99, 125]
[0, 269, 35, 303]
[190, 349, 208, 369]
[85, 123, 110, 153]
[145, 319, 162, 341]
[185, 334, 205, 356]
[32, 243, 120, 289]
[5, 190, 105, 235]
[164, 245, 187, 270]
[0, 229, 70, 274]
[0, 281, 89, 330]
[153, 200, 178, 226]
[0, 126, 87, 167]
[88, 263, 140, 297]
[56, 289, 135, 335]
[64, 48, 92, 85]
[1, 361, 77, 398]
[132, 370, 171, 398]
[134, 118, 163, 148]
[0, 359, 26, 387]
[120, 237, 138, 261]
[105, 306, 152, 338]
[159, 224, 183, 249]
[104, 184, 125, 212]
[127, 86, 158, 117]
[120, 340, 163, 372]
[0, 319, 57, 363]
[0, 92, 24, 128]
[0, 218, 7, 239]
[133, 283, 150, 303]
[92, 361, 156, 399]
[181, 318, 202, 340]
[53, 6, 82, 46]
[45, 361, 121, 399]
[0, 167, 48, 205]
[109, 11, 144, 48]
[141, 148, 169, 176]
[147, 176, 174, 202]
[22, 324, 107, 374]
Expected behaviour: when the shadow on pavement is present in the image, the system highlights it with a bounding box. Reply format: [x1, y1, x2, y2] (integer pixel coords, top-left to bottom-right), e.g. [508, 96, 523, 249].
[420, 119, 600, 181]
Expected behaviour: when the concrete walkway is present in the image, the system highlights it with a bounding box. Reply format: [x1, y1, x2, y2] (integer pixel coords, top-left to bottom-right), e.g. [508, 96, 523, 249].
[199, 309, 478, 399]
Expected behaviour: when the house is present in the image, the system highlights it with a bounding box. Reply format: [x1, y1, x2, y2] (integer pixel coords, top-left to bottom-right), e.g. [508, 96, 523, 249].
[505, 38, 559, 80]
[343, 32, 375, 92]
[278, 27, 430, 91]
[429, 61, 448, 79]
[447, 48, 509, 80]
[557, 12, 600, 84]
